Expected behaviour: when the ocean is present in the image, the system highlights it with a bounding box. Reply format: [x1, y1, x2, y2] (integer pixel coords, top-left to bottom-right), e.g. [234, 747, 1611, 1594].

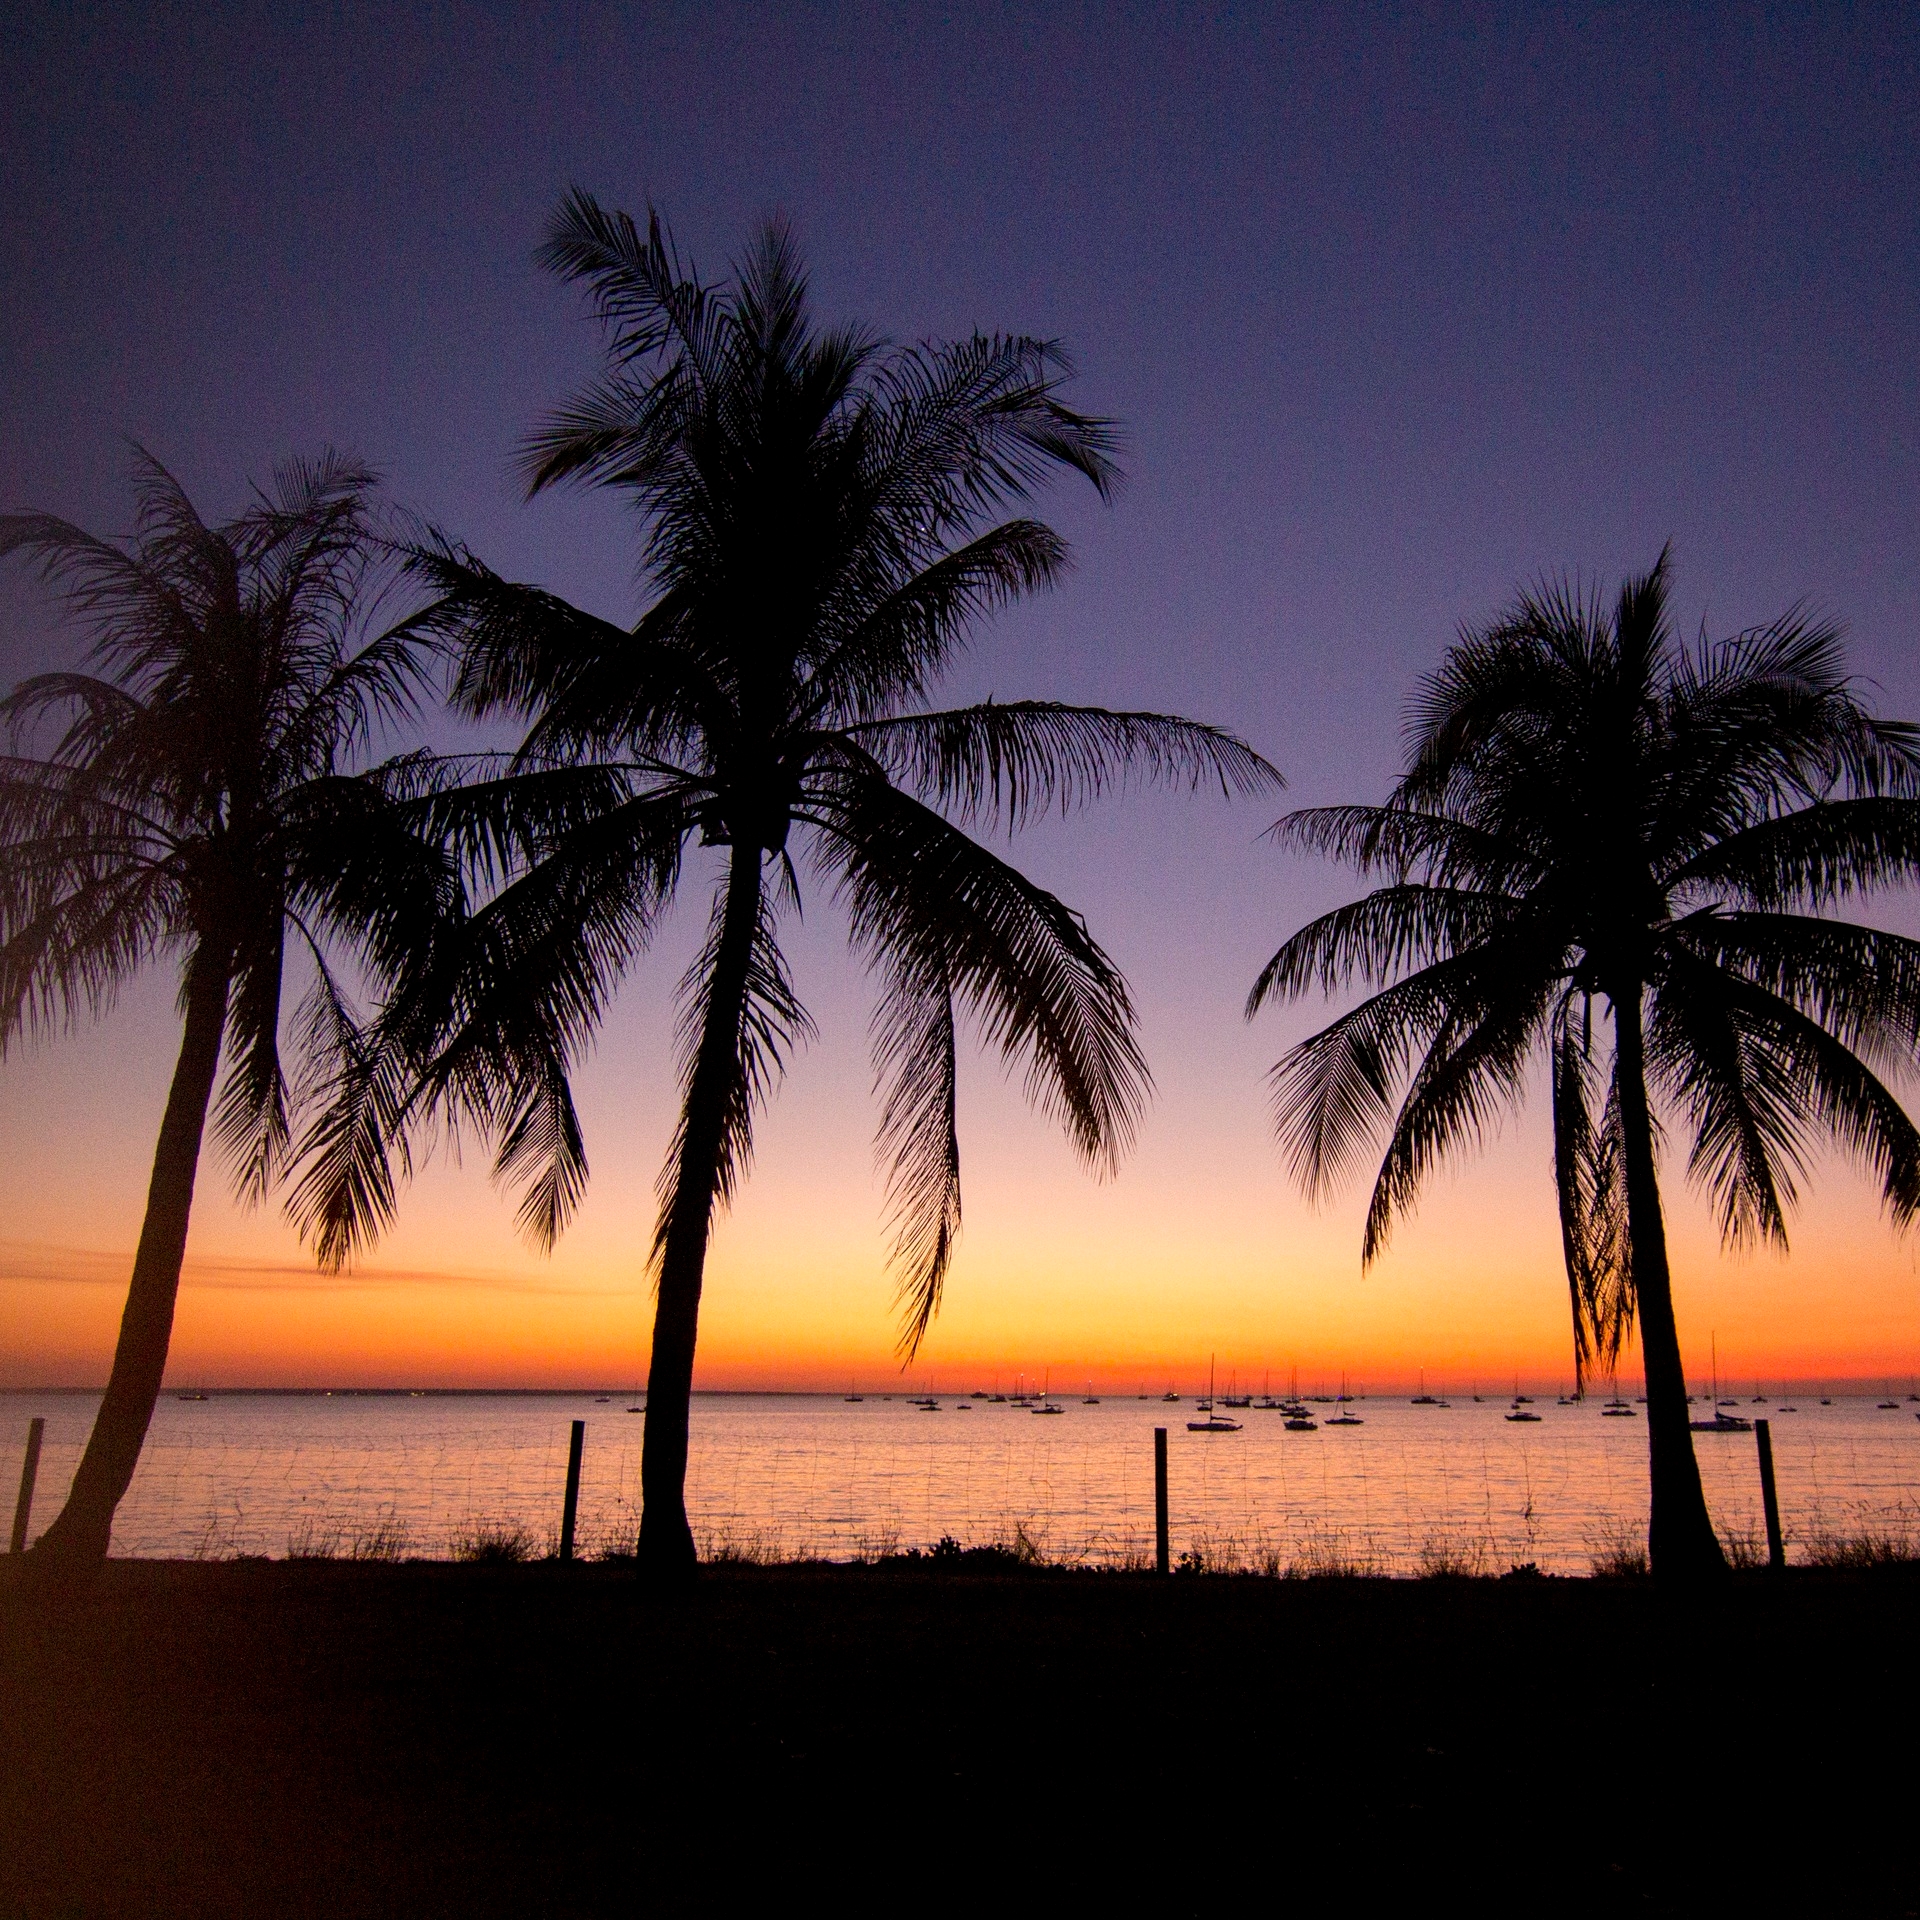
[4, 1387, 1915, 1573]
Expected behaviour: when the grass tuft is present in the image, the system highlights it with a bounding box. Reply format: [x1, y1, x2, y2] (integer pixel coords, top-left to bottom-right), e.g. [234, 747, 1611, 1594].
[1286, 1531, 1384, 1579]
[1417, 1536, 1491, 1579]
[347, 1514, 413, 1562]
[699, 1525, 790, 1566]
[286, 1516, 345, 1561]
[449, 1519, 536, 1564]
[1585, 1526, 1649, 1578]
[1801, 1500, 1919, 1569]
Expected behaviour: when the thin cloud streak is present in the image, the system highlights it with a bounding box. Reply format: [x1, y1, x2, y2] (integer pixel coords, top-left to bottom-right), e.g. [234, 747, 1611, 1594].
[0, 1241, 647, 1297]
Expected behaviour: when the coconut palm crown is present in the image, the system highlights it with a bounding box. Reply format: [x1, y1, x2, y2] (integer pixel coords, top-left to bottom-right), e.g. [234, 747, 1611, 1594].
[0, 453, 454, 1565]
[298, 195, 1282, 1574]
[1251, 551, 1920, 1575]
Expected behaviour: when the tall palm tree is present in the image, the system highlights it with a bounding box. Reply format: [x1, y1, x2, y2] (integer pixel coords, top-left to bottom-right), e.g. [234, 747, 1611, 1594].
[1250, 552, 1920, 1576]
[298, 195, 1280, 1575]
[0, 452, 452, 1568]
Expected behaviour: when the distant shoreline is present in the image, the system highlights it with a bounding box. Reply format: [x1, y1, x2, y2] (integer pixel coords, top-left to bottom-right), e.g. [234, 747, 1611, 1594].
[3, 1379, 1913, 1396]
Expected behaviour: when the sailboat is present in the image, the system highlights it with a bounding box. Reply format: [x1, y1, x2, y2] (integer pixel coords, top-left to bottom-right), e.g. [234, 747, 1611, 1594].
[1283, 1366, 1318, 1427]
[1411, 1369, 1438, 1406]
[1082, 1381, 1100, 1404]
[1324, 1373, 1364, 1425]
[844, 1378, 864, 1403]
[1505, 1373, 1541, 1421]
[1690, 1336, 1751, 1431]
[1188, 1357, 1242, 1432]
[1032, 1372, 1064, 1414]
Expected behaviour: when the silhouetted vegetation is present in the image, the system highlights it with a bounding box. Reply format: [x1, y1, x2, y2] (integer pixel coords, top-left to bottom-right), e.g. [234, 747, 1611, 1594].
[292, 197, 1278, 1576]
[0, 458, 451, 1568]
[8, 1559, 1916, 1911]
[1253, 551, 1920, 1577]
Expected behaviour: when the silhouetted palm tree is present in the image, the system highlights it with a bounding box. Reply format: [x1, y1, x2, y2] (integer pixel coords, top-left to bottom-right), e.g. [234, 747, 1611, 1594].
[1251, 552, 1920, 1576]
[303, 196, 1280, 1574]
[0, 453, 452, 1567]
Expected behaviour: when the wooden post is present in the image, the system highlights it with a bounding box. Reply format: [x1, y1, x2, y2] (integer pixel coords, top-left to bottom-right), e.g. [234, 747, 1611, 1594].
[559, 1419, 586, 1563]
[10, 1416, 45, 1555]
[1755, 1418, 1785, 1570]
[1154, 1426, 1169, 1575]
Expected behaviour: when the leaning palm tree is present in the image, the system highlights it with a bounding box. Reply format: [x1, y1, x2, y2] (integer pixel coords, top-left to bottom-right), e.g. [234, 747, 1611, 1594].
[1251, 551, 1920, 1576]
[0, 452, 452, 1567]
[297, 195, 1280, 1575]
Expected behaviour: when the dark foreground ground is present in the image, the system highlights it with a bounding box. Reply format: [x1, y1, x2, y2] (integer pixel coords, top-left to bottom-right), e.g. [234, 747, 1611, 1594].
[1, 1560, 1916, 1918]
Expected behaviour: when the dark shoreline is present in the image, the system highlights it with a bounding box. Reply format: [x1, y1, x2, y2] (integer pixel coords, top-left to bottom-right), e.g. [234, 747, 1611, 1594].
[7, 1390, 1912, 1405]
[3, 1559, 1916, 1916]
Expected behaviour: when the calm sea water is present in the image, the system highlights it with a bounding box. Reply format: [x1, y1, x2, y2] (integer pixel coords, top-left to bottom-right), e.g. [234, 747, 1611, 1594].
[4, 1389, 1915, 1573]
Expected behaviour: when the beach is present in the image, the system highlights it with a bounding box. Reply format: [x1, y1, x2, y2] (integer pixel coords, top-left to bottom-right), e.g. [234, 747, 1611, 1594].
[2, 1556, 1916, 1916]
[6, 1388, 1915, 1574]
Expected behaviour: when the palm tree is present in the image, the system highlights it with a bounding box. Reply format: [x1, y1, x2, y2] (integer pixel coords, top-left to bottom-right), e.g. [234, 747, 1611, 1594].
[1250, 552, 1920, 1576]
[300, 195, 1280, 1575]
[0, 452, 453, 1568]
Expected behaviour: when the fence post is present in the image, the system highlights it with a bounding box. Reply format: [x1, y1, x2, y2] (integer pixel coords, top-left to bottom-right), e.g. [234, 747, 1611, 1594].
[1754, 1418, 1785, 1570]
[1154, 1427, 1169, 1575]
[559, 1419, 585, 1563]
[10, 1416, 45, 1555]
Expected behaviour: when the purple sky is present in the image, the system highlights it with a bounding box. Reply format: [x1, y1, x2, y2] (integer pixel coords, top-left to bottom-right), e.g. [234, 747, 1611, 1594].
[5, 4, 1920, 1378]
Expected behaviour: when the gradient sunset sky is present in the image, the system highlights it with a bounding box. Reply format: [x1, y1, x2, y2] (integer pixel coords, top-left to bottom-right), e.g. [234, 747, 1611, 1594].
[3, 3, 1918, 1391]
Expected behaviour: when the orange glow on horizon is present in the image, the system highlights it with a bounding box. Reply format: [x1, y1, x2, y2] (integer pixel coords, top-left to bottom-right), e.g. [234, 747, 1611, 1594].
[5, 955, 1918, 1396]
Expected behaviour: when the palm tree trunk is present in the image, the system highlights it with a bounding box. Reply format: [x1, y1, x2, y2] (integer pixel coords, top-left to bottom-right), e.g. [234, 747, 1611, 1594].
[1612, 984, 1727, 1578]
[637, 848, 764, 1577]
[28, 946, 233, 1572]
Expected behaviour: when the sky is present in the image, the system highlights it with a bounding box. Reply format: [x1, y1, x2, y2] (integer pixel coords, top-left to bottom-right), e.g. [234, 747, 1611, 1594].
[3, 2, 1919, 1391]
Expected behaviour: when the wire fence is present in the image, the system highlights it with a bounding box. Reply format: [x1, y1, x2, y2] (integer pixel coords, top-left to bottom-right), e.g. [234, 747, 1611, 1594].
[6, 1392, 1916, 1573]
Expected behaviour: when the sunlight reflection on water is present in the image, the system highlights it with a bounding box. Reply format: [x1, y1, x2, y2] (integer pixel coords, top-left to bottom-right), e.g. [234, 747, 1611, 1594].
[4, 1390, 1914, 1572]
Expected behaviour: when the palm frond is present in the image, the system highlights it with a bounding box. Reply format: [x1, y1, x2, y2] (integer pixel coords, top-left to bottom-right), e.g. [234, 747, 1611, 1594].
[865, 333, 1122, 523]
[412, 786, 691, 1137]
[806, 522, 1072, 723]
[1674, 910, 1920, 1071]
[521, 191, 730, 495]
[283, 955, 416, 1271]
[848, 700, 1281, 831]
[1247, 883, 1516, 1014]
[1652, 946, 1920, 1242]
[492, 1054, 590, 1251]
[1551, 995, 1633, 1387]
[210, 915, 289, 1206]
[1359, 976, 1553, 1262]
[870, 954, 962, 1358]
[652, 873, 815, 1259]
[1266, 937, 1548, 1200]
[818, 771, 1148, 1183]
[1666, 798, 1920, 911]
[404, 537, 717, 759]
[1270, 804, 1537, 893]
